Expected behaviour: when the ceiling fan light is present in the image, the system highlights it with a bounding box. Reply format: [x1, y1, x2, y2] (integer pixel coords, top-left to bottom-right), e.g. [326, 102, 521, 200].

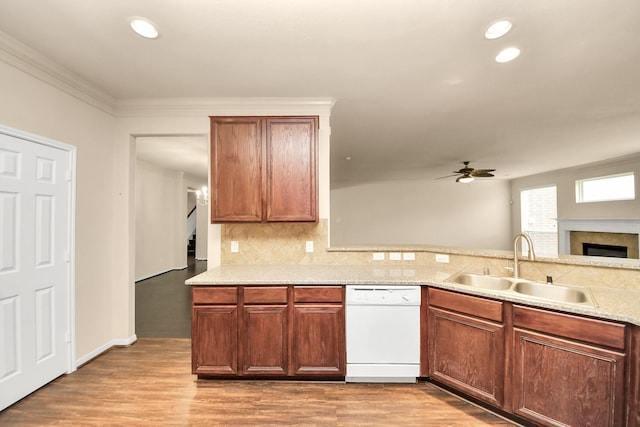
[457, 175, 474, 184]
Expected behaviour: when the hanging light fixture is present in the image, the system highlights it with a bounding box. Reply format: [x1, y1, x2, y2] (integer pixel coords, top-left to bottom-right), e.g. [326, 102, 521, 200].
[457, 175, 474, 184]
[196, 186, 209, 205]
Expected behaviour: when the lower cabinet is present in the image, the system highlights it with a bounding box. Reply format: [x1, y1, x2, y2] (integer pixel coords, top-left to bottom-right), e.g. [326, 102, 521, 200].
[512, 306, 626, 427]
[240, 286, 289, 375]
[191, 287, 239, 375]
[631, 326, 640, 427]
[427, 288, 630, 427]
[427, 288, 506, 409]
[191, 285, 345, 378]
[292, 286, 345, 375]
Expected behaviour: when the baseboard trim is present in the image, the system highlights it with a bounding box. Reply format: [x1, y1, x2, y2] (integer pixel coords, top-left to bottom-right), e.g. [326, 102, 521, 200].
[135, 265, 188, 282]
[75, 334, 138, 368]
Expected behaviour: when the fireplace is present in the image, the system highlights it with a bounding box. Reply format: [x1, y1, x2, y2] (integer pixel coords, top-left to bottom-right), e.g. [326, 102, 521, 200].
[557, 219, 640, 259]
[582, 242, 628, 258]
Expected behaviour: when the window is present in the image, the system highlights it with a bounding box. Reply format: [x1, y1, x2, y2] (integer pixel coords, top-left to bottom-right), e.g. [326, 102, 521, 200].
[521, 185, 558, 256]
[576, 172, 635, 203]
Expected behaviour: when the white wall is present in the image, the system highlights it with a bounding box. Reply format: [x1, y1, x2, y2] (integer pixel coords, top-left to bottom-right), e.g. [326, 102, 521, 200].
[1, 56, 334, 363]
[510, 154, 640, 237]
[195, 202, 208, 260]
[135, 159, 187, 281]
[111, 101, 333, 343]
[331, 178, 513, 250]
[0, 61, 121, 360]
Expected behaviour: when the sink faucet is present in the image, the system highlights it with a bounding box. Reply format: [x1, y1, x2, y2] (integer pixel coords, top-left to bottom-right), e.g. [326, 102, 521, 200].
[513, 233, 536, 279]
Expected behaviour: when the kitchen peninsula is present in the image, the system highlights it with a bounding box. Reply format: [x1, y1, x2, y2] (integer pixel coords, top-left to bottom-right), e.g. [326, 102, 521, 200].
[187, 262, 640, 427]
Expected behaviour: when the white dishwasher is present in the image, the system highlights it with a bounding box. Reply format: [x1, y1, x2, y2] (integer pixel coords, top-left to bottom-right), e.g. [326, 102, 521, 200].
[345, 285, 421, 383]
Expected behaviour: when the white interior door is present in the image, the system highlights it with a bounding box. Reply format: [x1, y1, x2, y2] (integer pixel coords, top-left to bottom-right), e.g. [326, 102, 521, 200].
[0, 129, 73, 410]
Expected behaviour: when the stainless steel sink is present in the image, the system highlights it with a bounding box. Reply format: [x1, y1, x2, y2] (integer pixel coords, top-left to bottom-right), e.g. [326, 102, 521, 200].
[512, 281, 595, 305]
[446, 272, 513, 290]
[446, 272, 596, 306]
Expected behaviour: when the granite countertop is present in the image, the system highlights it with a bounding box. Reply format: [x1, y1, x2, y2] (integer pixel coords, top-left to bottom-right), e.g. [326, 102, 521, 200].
[186, 264, 640, 326]
[328, 245, 640, 270]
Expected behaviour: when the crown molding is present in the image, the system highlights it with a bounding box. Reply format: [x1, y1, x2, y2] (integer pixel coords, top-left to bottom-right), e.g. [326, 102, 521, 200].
[114, 97, 337, 117]
[0, 30, 116, 115]
[0, 31, 337, 119]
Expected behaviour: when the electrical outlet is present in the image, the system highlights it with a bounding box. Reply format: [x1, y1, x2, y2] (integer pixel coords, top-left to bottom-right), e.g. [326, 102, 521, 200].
[372, 252, 385, 261]
[435, 253, 450, 263]
[305, 241, 314, 253]
[389, 252, 402, 261]
[403, 252, 416, 261]
[231, 241, 239, 253]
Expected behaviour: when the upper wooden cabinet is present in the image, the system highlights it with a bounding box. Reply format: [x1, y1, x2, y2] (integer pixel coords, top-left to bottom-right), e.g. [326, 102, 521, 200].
[210, 116, 318, 223]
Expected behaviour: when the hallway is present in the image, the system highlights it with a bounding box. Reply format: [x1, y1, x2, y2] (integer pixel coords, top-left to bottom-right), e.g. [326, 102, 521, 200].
[135, 257, 207, 338]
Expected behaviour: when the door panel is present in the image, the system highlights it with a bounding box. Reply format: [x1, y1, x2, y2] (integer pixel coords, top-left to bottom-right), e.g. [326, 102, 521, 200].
[0, 191, 18, 272]
[0, 131, 71, 411]
[241, 305, 288, 375]
[266, 117, 317, 222]
[210, 117, 264, 222]
[513, 328, 625, 427]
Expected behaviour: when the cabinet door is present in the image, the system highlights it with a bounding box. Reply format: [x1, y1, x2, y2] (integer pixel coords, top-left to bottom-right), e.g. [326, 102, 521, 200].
[631, 326, 640, 427]
[428, 307, 505, 408]
[191, 305, 238, 375]
[210, 117, 264, 222]
[240, 305, 288, 375]
[292, 304, 345, 376]
[512, 328, 625, 427]
[265, 117, 317, 222]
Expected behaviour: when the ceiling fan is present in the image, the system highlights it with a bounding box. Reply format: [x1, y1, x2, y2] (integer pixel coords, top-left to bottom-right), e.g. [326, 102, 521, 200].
[437, 161, 496, 183]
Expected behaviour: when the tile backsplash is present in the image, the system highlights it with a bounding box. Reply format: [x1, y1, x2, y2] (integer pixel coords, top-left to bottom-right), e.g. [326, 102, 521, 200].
[221, 220, 640, 291]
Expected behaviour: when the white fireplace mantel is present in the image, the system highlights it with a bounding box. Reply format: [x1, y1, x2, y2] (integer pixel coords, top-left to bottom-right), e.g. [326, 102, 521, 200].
[557, 218, 640, 255]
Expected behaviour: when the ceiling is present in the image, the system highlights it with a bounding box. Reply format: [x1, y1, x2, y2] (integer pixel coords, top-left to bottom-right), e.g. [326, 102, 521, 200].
[1, 0, 639, 186]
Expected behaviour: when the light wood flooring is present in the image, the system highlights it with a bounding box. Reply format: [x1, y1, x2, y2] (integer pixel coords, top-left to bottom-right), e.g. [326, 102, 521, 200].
[0, 338, 517, 426]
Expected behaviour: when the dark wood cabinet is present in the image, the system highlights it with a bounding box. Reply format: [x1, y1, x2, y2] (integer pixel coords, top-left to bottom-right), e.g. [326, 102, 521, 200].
[427, 289, 506, 409]
[191, 287, 239, 375]
[512, 306, 626, 427]
[265, 118, 317, 222]
[210, 117, 263, 222]
[240, 286, 289, 375]
[630, 326, 640, 427]
[210, 116, 318, 223]
[191, 285, 344, 379]
[291, 286, 345, 376]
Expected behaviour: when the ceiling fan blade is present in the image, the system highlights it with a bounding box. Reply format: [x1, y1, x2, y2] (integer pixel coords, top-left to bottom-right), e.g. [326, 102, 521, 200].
[473, 172, 495, 177]
[435, 173, 460, 180]
[473, 168, 496, 174]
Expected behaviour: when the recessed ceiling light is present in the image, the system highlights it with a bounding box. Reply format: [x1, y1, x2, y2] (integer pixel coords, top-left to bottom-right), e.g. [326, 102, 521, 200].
[485, 20, 513, 40]
[495, 47, 520, 63]
[130, 17, 159, 39]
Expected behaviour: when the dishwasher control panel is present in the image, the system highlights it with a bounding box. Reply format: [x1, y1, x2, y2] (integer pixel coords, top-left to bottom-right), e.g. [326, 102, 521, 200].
[346, 286, 421, 305]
